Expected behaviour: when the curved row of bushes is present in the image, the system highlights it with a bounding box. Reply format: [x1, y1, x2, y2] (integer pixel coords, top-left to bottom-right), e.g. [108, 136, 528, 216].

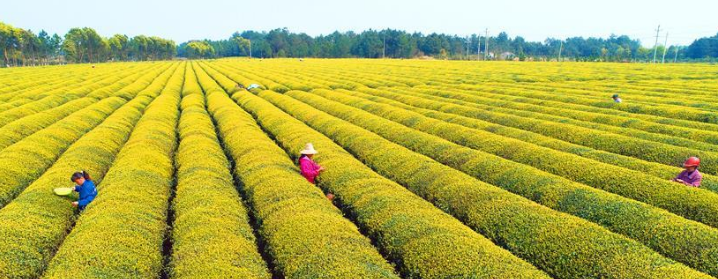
[332, 88, 718, 193]
[417, 85, 718, 146]
[0, 65, 177, 278]
[223, 87, 550, 278]
[396, 86, 718, 152]
[0, 95, 132, 209]
[454, 82, 718, 132]
[296, 89, 718, 276]
[195, 62, 400, 278]
[41, 65, 184, 278]
[311, 89, 718, 227]
[0, 70, 109, 112]
[168, 63, 271, 278]
[203, 61, 287, 92]
[485, 81, 718, 113]
[0, 64, 170, 152]
[257, 89, 711, 279]
[0, 63, 144, 104]
[356, 87, 718, 175]
[455, 82, 718, 124]
[0, 63, 139, 99]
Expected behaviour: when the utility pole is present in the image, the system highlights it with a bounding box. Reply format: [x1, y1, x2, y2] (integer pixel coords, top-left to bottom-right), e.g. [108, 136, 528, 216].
[674, 46, 679, 63]
[558, 40, 563, 62]
[652, 24, 661, 63]
[661, 32, 669, 63]
[382, 32, 386, 59]
[484, 28, 489, 60]
[477, 35, 481, 61]
[466, 36, 471, 60]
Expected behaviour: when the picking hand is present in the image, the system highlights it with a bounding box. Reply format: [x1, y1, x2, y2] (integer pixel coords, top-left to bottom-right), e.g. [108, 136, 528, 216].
[675, 179, 685, 183]
[71, 201, 79, 207]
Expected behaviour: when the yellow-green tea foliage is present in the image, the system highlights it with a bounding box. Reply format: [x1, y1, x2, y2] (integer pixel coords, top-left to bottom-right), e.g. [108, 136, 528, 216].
[169, 63, 270, 278]
[0, 63, 178, 279]
[258, 90, 711, 279]
[194, 62, 399, 278]
[42, 65, 183, 278]
[230, 90, 550, 278]
[3, 59, 718, 278]
[293, 89, 718, 277]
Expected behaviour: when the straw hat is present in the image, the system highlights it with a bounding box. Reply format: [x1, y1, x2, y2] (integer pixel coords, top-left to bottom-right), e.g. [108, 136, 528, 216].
[300, 143, 318, 155]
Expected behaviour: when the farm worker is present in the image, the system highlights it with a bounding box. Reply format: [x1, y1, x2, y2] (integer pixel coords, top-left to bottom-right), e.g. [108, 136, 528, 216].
[612, 94, 622, 103]
[247, 84, 260, 90]
[672, 157, 703, 187]
[70, 170, 97, 210]
[298, 143, 333, 201]
[299, 143, 324, 183]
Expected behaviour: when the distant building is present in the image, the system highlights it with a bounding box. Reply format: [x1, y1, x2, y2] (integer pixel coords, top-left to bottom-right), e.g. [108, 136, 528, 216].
[500, 52, 516, 60]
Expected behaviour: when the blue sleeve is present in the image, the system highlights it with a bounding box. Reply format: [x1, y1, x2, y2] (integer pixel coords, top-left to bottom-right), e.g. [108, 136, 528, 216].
[77, 198, 92, 206]
[74, 186, 80, 192]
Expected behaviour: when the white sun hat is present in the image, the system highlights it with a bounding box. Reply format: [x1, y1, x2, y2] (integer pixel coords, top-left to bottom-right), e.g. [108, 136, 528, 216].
[300, 143, 318, 155]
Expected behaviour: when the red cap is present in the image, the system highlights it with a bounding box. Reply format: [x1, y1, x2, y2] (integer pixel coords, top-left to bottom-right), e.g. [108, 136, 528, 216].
[684, 157, 700, 167]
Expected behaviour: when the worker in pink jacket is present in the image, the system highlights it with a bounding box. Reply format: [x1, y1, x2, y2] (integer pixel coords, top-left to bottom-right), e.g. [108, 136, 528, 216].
[299, 143, 324, 184]
[299, 143, 334, 201]
[672, 157, 703, 187]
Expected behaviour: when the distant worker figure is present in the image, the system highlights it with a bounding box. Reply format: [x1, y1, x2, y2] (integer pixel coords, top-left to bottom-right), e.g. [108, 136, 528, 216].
[247, 84, 261, 90]
[70, 170, 97, 210]
[298, 143, 333, 201]
[612, 94, 622, 103]
[672, 157, 702, 187]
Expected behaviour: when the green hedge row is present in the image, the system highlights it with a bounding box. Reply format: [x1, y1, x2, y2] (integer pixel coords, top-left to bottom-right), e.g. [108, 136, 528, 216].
[332, 88, 718, 193]
[355, 87, 718, 175]
[309, 88, 718, 227]
[428, 85, 718, 145]
[42, 64, 184, 278]
[204, 61, 287, 93]
[168, 63, 271, 278]
[0, 64, 169, 152]
[299, 89, 718, 276]
[476, 82, 718, 132]
[455, 82, 718, 124]
[0, 65, 175, 278]
[229, 90, 549, 278]
[194, 63, 399, 279]
[394, 86, 718, 152]
[0, 96, 130, 209]
[259, 90, 711, 279]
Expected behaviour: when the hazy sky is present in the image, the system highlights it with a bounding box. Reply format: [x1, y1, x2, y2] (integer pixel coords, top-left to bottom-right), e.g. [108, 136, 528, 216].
[2, 0, 717, 46]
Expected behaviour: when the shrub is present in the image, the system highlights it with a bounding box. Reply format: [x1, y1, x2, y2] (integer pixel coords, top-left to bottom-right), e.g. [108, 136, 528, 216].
[258, 90, 710, 279]
[169, 63, 270, 278]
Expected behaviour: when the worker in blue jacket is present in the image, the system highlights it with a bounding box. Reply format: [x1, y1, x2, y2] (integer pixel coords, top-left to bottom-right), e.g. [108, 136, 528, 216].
[70, 170, 97, 211]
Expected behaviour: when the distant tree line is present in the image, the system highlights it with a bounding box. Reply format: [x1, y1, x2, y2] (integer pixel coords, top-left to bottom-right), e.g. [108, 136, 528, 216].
[1, 21, 176, 67]
[177, 28, 716, 62]
[4, 20, 718, 67]
[686, 33, 718, 60]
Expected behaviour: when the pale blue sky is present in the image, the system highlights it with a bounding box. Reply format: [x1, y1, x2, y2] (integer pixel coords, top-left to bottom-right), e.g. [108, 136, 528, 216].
[2, 0, 716, 46]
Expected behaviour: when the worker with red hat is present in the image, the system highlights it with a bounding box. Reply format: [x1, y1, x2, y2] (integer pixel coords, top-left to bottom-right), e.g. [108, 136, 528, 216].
[672, 157, 703, 187]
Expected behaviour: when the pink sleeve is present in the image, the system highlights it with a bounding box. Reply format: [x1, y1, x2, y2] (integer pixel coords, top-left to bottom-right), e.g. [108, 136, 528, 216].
[300, 159, 319, 177]
[689, 175, 702, 187]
